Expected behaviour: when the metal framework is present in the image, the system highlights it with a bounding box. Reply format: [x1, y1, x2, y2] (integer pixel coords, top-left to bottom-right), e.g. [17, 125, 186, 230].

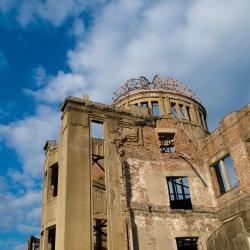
[176, 237, 198, 250]
[167, 177, 192, 209]
[112, 75, 198, 103]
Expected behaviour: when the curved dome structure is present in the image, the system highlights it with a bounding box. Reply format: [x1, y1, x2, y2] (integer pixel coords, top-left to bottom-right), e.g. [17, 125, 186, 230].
[112, 75, 198, 103]
[112, 75, 208, 131]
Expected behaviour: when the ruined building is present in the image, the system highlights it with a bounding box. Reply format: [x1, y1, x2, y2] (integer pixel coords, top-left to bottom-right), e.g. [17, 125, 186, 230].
[31, 75, 250, 250]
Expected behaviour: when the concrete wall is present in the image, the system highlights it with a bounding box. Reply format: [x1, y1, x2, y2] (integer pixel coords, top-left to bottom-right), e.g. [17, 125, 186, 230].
[207, 210, 250, 250]
[38, 93, 250, 250]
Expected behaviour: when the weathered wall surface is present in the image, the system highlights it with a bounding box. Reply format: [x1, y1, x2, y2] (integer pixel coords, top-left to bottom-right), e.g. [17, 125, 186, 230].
[207, 210, 250, 250]
[38, 91, 250, 250]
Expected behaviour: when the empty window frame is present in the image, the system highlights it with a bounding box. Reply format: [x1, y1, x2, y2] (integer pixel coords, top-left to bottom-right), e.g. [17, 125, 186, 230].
[158, 133, 175, 153]
[93, 219, 107, 250]
[186, 106, 192, 121]
[171, 102, 178, 118]
[91, 121, 104, 139]
[47, 226, 56, 250]
[176, 237, 198, 250]
[167, 177, 192, 209]
[213, 155, 238, 194]
[199, 112, 206, 129]
[179, 104, 185, 119]
[49, 164, 58, 197]
[140, 101, 148, 108]
[151, 101, 160, 116]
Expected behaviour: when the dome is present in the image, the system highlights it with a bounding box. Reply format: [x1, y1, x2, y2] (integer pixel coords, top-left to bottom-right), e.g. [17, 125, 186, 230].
[112, 75, 199, 104]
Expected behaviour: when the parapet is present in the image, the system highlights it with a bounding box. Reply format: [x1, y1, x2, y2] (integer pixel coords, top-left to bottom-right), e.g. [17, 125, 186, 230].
[112, 75, 208, 131]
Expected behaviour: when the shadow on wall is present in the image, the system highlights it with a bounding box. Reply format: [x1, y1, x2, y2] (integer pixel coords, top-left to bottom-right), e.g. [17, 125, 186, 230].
[123, 161, 139, 250]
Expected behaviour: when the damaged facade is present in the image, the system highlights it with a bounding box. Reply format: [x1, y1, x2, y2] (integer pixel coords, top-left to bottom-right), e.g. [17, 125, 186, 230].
[29, 76, 250, 250]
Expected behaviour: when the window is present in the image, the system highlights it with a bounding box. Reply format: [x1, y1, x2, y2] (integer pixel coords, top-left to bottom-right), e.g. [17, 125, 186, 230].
[213, 155, 238, 194]
[47, 226, 56, 250]
[50, 164, 58, 197]
[141, 101, 148, 108]
[151, 101, 160, 116]
[133, 103, 138, 106]
[186, 106, 192, 121]
[91, 121, 103, 139]
[176, 237, 198, 250]
[93, 219, 107, 250]
[179, 104, 185, 119]
[158, 133, 175, 153]
[167, 177, 192, 209]
[171, 102, 178, 118]
[199, 112, 206, 128]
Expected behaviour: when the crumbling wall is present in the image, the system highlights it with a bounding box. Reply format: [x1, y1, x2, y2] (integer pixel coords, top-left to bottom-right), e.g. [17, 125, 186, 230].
[120, 116, 220, 250]
[207, 209, 250, 250]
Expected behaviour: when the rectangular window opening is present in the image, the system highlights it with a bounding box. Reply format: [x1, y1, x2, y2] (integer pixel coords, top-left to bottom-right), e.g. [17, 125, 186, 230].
[47, 226, 56, 250]
[93, 219, 107, 250]
[91, 121, 104, 139]
[167, 177, 192, 209]
[158, 133, 175, 153]
[50, 164, 58, 197]
[171, 102, 178, 118]
[186, 106, 192, 121]
[151, 101, 160, 117]
[140, 101, 148, 108]
[179, 104, 185, 119]
[176, 237, 198, 250]
[212, 155, 238, 194]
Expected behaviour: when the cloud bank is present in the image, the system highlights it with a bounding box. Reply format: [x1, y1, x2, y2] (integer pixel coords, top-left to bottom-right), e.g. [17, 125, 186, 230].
[0, 0, 249, 244]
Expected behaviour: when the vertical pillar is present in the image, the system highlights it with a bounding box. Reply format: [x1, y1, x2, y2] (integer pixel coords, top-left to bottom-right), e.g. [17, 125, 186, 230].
[159, 96, 166, 115]
[175, 101, 181, 120]
[190, 104, 196, 123]
[183, 105, 188, 121]
[201, 113, 208, 130]
[164, 97, 171, 115]
[220, 160, 232, 191]
[105, 118, 127, 250]
[60, 108, 92, 250]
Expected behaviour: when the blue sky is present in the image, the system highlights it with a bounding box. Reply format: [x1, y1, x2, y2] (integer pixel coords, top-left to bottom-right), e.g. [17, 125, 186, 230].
[0, 0, 249, 249]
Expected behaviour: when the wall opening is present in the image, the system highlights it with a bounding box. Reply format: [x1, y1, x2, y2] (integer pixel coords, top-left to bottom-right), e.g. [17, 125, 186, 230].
[212, 155, 238, 194]
[171, 102, 178, 118]
[176, 237, 198, 250]
[93, 219, 107, 250]
[91, 120, 107, 249]
[140, 101, 148, 108]
[91, 121, 104, 139]
[151, 101, 160, 116]
[158, 133, 175, 153]
[179, 104, 185, 119]
[167, 177, 192, 209]
[49, 163, 58, 197]
[186, 106, 191, 121]
[47, 226, 56, 250]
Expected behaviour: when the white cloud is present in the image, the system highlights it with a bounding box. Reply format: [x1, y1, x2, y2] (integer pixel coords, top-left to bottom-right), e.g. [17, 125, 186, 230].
[0, 105, 60, 177]
[1, 0, 250, 248]
[71, 17, 85, 37]
[25, 71, 87, 103]
[0, 176, 41, 233]
[33, 66, 48, 87]
[0, 0, 105, 27]
[67, 0, 250, 127]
